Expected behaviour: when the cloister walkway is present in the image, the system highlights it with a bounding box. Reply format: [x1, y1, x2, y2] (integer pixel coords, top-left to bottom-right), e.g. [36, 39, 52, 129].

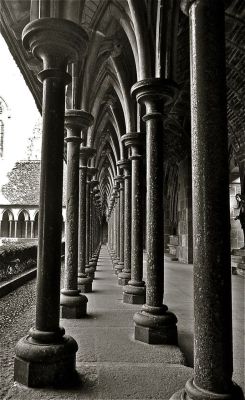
[1, 245, 244, 399]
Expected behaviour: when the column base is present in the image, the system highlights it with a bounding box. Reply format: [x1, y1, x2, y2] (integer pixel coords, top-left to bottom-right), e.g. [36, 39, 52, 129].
[169, 379, 244, 400]
[60, 290, 88, 318]
[85, 264, 95, 279]
[78, 275, 93, 293]
[88, 260, 97, 272]
[118, 271, 131, 285]
[112, 257, 120, 266]
[123, 284, 146, 304]
[14, 334, 78, 388]
[115, 262, 124, 275]
[133, 305, 178, 344]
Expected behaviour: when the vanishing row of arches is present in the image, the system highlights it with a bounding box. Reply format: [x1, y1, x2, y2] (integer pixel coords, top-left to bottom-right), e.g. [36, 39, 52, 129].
[0, 210, 39, 238]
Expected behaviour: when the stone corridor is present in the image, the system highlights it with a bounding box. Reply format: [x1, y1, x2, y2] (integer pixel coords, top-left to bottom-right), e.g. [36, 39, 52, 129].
[1, 245, 244, 399]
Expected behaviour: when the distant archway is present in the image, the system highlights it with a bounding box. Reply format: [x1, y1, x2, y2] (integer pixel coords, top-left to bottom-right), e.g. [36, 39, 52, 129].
[17, 210, 29, 238]
[1, 209, 13, 237]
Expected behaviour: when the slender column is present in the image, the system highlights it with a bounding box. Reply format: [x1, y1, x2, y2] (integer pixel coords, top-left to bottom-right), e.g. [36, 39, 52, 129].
[25, 221, 28, 238]
[122, 133, 146, 304]
[9, 220, 12, 237]
[114, 173, 125, 274]
[30, 221, 34, 238]
[14, 220, 18, 238]
[131, 79, 178, 344]
[112, 184, 120, 265]
[60, 110, 88, 318]
[118, 160, 132, 285]
[85, 168, 97, 278]
[171, 1, 244, 399]
[89, 180, 99, 265]
[14, 17, 87, 387]
[78, 146, 95, 293]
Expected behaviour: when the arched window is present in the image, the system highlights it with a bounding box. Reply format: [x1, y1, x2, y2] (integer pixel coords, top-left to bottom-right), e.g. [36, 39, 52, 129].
[0, 120, 4, 158]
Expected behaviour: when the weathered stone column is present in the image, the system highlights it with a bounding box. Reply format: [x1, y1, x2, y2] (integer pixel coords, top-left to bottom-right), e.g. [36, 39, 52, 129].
[14, 220, 17, 238]
[122, 133, 146, 304]
[60, 110, 87, 318]
[85, 168, 97, 278]
[114, 173, 124, 274]
[131, 80, 178, 344]
[9, 220, 13, 237]
[118, 160, 132, 285]
[89, 179, 99, 262]
[78, 146, 95, 293]
[170, 1, 244, 399]
[112, 183, 120, 266]
[30, 220, 34, 238]
[14, 18, 87, 387]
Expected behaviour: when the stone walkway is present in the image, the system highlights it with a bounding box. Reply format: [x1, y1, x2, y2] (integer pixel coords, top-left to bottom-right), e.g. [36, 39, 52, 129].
[1, 245, 244, 399]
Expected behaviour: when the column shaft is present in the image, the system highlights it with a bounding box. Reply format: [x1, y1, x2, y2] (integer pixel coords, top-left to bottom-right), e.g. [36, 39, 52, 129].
[171, 0, 243, 398]
[78, 166, 87, 275]
[63, 132, 81, 291]
[36, 72, 66, 332]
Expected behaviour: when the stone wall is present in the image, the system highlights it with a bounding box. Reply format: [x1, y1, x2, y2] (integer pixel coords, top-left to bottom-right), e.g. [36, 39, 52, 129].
[177, 157, 193, 263]
[230, 183, 244, 249]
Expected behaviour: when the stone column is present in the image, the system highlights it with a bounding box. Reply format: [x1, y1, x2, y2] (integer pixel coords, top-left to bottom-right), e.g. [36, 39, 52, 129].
[118, 160, 132, 285]
[170, 1, 244, 399]
[131, 79, 178, 344]
[114, 173, 124, 274]
[25, 220, 28, 238]
[14, 18, 87, 387]
[30, 220, 34, 239]
[122, 133, 146, 304]
[112, 184, 120, 266]
[89, 179, 99, 263]
[14, 220, 18, 238]
[60, 110, 88, 318]
[78, 146, 95, 293]
[85, 168, 97, 278]
[9, 220, 12, 237]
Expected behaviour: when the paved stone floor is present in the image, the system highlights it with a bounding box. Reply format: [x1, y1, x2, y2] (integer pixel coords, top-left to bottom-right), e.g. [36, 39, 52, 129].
[0, 245, 244, 399]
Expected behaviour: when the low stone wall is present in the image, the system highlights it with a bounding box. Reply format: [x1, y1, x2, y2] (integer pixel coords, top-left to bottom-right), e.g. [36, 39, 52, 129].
[0, 242, 37, 283]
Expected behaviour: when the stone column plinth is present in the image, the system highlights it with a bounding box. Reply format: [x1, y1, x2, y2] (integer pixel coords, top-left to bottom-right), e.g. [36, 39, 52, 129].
[78, 145, 95, 293]
[118, 160, 131, 285]
[60, 110, 88, 318]
[122, 133, 146, 304]
[131, 79, 178, 344]
[14, 18, 88, 387]
[170, 1, 244, 399]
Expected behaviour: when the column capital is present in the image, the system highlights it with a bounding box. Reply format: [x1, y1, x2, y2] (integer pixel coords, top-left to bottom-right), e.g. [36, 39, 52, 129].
[87, 167, 98, 179]
[180, 0, 195, 15]
[117, 159, 130, 170]
[181, 0, 231, 16]
[65, 110, 94, 131]
[79, 147, 96, 167]
[121, 132, 143, 149]
[131, 78, 178, 108]
[90, 179, 99, 189]
[114, 175, 123, 182]
[22, 18, 88, 70]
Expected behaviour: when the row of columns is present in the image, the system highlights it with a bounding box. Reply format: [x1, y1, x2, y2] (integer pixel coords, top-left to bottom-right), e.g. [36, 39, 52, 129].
[14, 17, 102, 388]
[13, 2, 243, 399]
[0, 218, 38, 238]
[107, 1, 243, 399]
